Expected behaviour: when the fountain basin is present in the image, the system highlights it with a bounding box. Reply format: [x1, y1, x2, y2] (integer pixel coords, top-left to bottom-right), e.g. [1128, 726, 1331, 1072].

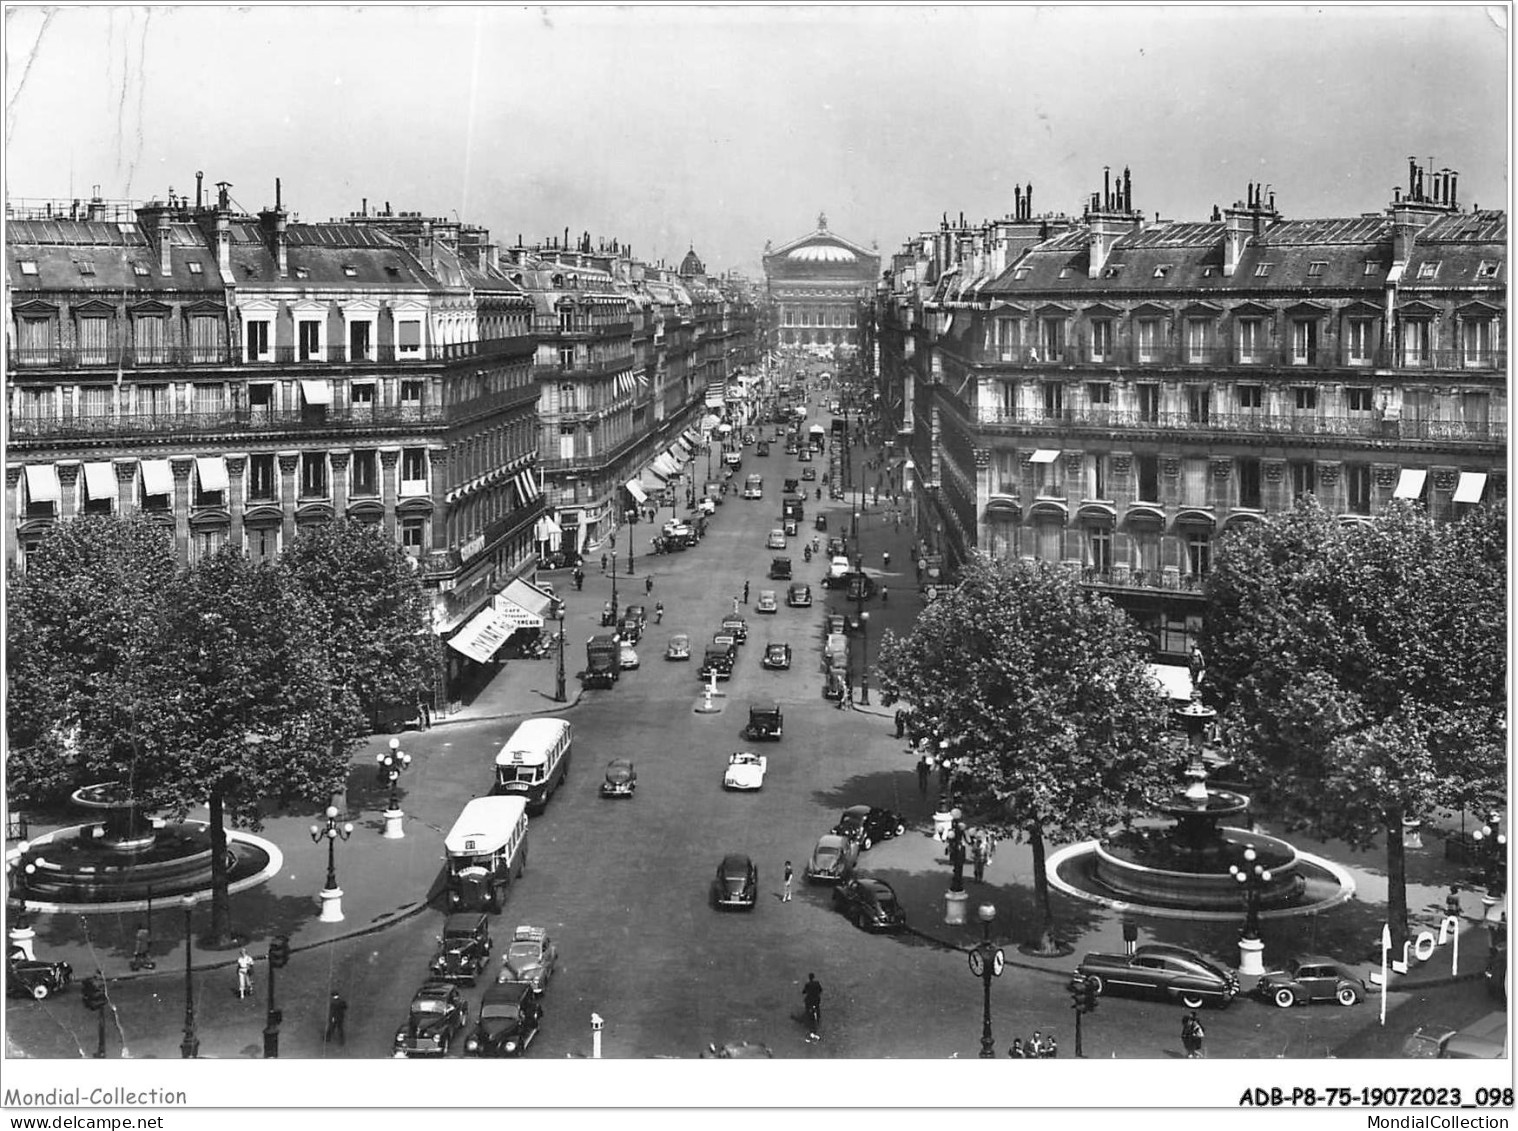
[1094, 826, 1302, 911]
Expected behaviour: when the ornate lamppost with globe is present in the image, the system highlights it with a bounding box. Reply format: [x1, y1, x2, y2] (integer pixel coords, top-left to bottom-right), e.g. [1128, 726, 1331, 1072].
[966, 903, 1004, 1058]
[625, 508, 636, 575]
[310, 806, 354, 923]
[859, 611, 871, 705]
[376, 738, 412, 839]
[1472, 812, 1507, 904]
[6, 841, 37, 960]
[180, 895, 199, 1059]
[1229, 843, 1273, 975]
[553, 599, 567, 703]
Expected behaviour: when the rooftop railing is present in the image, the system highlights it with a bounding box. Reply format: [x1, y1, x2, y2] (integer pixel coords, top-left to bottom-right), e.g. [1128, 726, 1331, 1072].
[972, 406, 1506, 444]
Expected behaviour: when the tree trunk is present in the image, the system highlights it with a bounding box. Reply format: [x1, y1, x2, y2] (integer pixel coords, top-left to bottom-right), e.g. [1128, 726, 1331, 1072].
[1029, 822, 1058, 954]
[1385, 807, 1408, 951]
[205, 790, 231, 946]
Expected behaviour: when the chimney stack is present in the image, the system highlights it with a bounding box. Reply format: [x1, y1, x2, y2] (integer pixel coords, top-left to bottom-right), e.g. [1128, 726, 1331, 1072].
[195, 171, 204, 210]
[1087, 165, 1139, 278]
[1223, 179, 1280, 277]
[1390, 158, 1455, 262]
[258, 178, 290, 278]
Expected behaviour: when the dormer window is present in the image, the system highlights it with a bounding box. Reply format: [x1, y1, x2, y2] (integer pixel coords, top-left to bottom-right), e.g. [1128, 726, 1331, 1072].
[1253, 263, 1273, 277]
[187, 262, 204, 274]
[1201, 266, 1217, 277]
[1013, 267, 1030, 281]
[1153, 264, 1172, 279]
[1058, 267, 1073, 278]
[132, 263, 150, 277]
[294, 267, 310, 279]
[1363, 261, 1380, 275]
[19, 260, 38, 275]
[1306, 261, 1327, 277]
[1102, 266, 1122, 278]
[1476, 261, 1499, 278]
[1417, 261, 1440, 279]
[385, 265, 401, 277]
[77, 260, 96, 276]
[342, 264, 358, 277]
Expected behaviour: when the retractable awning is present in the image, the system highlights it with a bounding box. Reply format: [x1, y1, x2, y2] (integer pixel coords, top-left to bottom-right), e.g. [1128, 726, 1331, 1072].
[1453, 472, 1488, 504]
[534, 514, 563, 541]
[140, 459, 173, 497]
[23, 464, 60, 504]
[512, 471, 539, 505]
[1393, 469, 1427, 499]
[195, 456, 228, 493]
[625, 478, 649, 504]
[83, 461, 118, 502]
[299, 379, 333, 406]
[500, 578, 555, 624]
[1029, 449, 1061, 464]
[446, 605, 514, 664]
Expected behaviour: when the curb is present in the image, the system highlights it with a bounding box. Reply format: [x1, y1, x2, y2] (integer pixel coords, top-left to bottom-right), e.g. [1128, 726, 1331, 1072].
[432, 687, 586, 729]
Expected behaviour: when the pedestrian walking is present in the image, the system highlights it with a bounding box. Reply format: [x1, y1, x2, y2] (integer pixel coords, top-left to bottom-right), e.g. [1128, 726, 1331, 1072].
[783, 861, 794, 902]
[971, 834, 987, 882]
[802, 973, 823, 1041]
[743, 579, 751, 604]
[655, 601, 664, 624]
[1181, 1011, 1205, 1058]
[1446, 885, 1463, 920]
[916, 756, 930, 796]
[880, 584, 888, 604]
[601, 553, 608, 573]
[131, 923, 152, 970]
[418, 699, 432, 730]
[894, 710, 906, 739]
[235, 947, 255, 1000]
[645, 574, 654, 596]
[573, 567, 584, 591]
[326, 992, 348, 1044]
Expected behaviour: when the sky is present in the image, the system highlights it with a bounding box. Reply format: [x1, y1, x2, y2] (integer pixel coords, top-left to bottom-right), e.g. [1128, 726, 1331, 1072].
[2, 4, 1509, 277]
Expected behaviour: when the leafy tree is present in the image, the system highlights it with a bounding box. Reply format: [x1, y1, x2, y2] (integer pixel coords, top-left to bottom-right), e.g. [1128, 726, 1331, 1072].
[278, 520, 438, 738]
[5, 515, 178, 808]
[131, 547, 348, 943]
[875, 555, 1171, 953]
[1203, 499, 1506, 947]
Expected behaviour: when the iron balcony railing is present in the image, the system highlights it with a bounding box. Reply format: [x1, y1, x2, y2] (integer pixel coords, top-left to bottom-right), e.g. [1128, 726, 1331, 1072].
[965, 342, 1507, 373]
[972, 407, 1506, 444]
[8, 403, 449, 441]
[8, 338, 534, 371]
[1080, 567, 1208, 594]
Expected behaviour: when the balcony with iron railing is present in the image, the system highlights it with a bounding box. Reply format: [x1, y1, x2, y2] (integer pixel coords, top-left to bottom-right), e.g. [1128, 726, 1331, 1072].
[8, 402, 450, 442]
[970, 406, 1506, 445]
[1079, 566, 1208, 596]
[961, 341, 1507, 374]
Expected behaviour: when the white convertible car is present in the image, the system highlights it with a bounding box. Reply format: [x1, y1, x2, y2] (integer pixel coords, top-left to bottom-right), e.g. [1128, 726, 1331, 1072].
[723, 751, 768, 791]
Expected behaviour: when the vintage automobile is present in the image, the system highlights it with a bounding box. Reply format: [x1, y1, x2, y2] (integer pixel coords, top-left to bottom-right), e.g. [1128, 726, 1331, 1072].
[761, 642, 792, 671]
[765, 529, 787, 550]
[618, 642, 640, 670]
[832, 877, 906, 933]
[755, 589, 779, 614]
[814, 513, 827, 531]
[786, 583, 813, 608]
[784, 478, 800, 494]
[720, 615, 749, 644]
[757, 440, 770, 456]
[723, 751, 768, 791]
[429, 912, 493, 985]
[394, 980, 470, 1057]
[801, 466, 817, 482]
[826, 537, 848, 559]
[783, 518, 799, 538]
[1076, 943, 1240, 1010]
[666, 633, 692, 661]
[804, 834, 859, 884]
[6, 953, 73, 1000]
[699, 644, 735, 682]
[823, 556, 853, 587]
[1256, 955, 1368, 1008]
[746, 702, 784, 739]
[823, 613, 847, 637]
[497, 926, 559, 993]
[797, 447, 812, 462]
[1404, 1011, 1509, 1059]
[844, 572, 878, 602]
[616, 616, 642, 645]
[601, 758, 638, 797]
[625, 604, 648, 627]
[832, 805, 907, 851]
[712, 853, 759, 910]
[769, 557, 793, 581]
[697, 496, 717, 516]
[464, 980, 543, 1057]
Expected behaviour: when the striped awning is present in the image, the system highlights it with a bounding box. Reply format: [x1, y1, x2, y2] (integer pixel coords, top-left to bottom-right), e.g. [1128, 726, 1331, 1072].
[671, 440, 692, 462]
[705, 391, 725, 408]
[512, 470, 539, 506]
[446, 605, 514, 664]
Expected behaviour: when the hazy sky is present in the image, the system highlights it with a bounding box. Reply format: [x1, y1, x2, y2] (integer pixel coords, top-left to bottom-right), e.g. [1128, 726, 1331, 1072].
[3, 5, 1508, 276]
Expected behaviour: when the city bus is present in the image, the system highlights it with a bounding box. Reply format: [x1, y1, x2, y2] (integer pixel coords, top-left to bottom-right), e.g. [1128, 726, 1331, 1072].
[743, 474, 764, 500]
[493, 717, 573, 814]
[444, 796, 529, 912]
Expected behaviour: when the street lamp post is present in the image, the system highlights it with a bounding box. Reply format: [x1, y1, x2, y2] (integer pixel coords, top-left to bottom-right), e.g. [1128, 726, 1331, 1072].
[180, 895, 199, 1059]
[309, 806, 354, 923]
[967, 903, 1003, 1058]
[1229, 843, 1273, 975]
[859, 611, 870, 705]
[553, 599, 567, 703]
[1472, 813, 1507, 902]
[376, 738, 412, 839]
[6, 841, 37, 960]
[625, 509, 636, 575]
[609, 533, 619, 623]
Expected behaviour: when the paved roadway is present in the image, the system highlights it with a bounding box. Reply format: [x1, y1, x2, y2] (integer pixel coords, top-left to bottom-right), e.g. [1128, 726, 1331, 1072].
[7, 408, 1500, 1063]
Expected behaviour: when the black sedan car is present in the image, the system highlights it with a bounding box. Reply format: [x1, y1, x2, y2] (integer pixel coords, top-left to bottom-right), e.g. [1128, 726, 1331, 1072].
[711, 853, 758, 910]
[832, 877, 906, 933]
[761, 642, 792, 670]
[429, 912, 493, 985]
[832, 805, 907, 851]
[601, 757, 638, 797]
[464, 980, 542, 1057]
[1076, 943, 1240, 1010]
[7, 954, 72, 1000]
[786, 583, 813, 608]
[1256, 955, 1367, 1008]
[394, 980, 471, 1057]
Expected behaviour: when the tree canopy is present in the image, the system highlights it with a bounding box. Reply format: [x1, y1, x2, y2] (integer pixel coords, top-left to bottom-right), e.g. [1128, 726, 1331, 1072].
[875, 554, 1172, 950]
[1202, 498, 1507, 943]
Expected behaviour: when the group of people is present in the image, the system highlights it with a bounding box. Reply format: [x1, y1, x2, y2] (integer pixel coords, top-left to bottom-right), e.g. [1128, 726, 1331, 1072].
[1008, 1031, 1058, 1058]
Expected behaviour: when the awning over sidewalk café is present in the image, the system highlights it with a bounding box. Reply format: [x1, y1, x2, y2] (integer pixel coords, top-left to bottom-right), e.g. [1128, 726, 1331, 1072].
[446, 604, 515, 664]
